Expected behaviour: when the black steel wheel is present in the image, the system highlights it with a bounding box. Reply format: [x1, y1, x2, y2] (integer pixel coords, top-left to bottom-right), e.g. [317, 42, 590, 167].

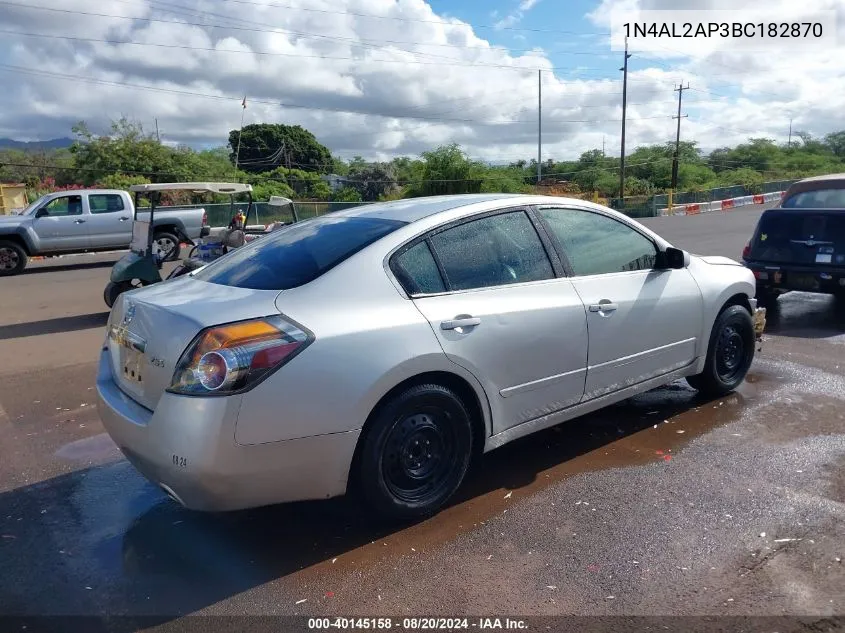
[358, 383, 474, 521]
[687, 304, 755, 397]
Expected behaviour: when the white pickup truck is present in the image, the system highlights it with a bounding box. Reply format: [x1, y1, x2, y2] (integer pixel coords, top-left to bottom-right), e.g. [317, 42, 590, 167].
[0, 189, 208, 275]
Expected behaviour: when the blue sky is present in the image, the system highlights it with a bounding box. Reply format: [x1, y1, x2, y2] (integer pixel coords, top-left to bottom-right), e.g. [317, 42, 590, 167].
[1, 0, 841, 159]
[428, 0, 618, 80]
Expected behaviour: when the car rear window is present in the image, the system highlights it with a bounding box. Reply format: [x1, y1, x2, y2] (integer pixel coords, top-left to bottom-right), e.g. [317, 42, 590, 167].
[749, 210, 845, 265]
[782, 188, 845, 209]
[193, 215, 406, 290]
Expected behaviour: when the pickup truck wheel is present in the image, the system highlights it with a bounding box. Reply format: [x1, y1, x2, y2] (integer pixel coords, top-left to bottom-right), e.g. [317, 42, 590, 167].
[0, 240, 27, 276]
[686, 305, 755, 398]
[154, 231, 181, 262]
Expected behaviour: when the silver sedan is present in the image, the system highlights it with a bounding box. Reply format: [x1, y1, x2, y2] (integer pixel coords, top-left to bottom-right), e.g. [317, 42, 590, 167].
[97, 194, 766, 519]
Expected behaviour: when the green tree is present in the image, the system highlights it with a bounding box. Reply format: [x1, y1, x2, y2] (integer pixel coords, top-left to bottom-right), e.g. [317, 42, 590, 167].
[228, 123, 332, 174]
[823, 131, 845, 157]
[347, 162, 398, 201]
[411, 144, 483, 196]
[96, 173, 151, 190]
[330, 187, 363, 202]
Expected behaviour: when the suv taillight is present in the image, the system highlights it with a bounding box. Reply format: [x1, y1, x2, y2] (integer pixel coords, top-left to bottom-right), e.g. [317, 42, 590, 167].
[202, 210, 208, 226]
[742, 243, 750, 259]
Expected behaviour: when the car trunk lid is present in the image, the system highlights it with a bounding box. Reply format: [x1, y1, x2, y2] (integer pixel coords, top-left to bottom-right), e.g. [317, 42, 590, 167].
[107, 275, 283, 411]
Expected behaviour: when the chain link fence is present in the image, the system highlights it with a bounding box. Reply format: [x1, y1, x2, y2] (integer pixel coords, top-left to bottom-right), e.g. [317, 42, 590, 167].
[155, 200, 374, 227]
[610, 179, 798, 218]
[161, 179, 799, 227]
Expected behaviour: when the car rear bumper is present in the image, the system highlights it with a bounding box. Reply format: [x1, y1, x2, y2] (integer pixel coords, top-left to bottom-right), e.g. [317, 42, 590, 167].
[95, 349, 359, 511]
[744, 261, 845, 295]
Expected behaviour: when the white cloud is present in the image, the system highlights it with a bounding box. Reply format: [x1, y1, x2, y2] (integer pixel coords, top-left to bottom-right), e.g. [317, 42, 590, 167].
[1, 0, 844, 166]
[519, 0, 543, 10]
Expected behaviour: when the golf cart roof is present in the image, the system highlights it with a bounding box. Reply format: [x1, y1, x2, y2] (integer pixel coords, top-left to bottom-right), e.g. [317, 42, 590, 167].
[129, 182, 253, 194]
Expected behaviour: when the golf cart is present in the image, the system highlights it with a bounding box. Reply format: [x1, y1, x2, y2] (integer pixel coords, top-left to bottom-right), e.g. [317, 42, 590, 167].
[165, 194, 298, 280]
[103, 182, 252, 308]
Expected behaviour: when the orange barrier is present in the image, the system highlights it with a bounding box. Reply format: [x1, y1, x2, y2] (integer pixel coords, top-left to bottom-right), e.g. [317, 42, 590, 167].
[721, 199, 735, 211]
[752, 194, 764, 204]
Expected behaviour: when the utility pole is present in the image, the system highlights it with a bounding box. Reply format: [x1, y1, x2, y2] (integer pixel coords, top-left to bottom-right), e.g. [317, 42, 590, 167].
[619, 36, 631, 204]
[154, 118, 160, 142]
[235, 95, 247, 170]
[788, 117, 793, 148]
[537, 69, 542, 184]
[602, 135, 606, 156]
[671, 82, 690, 191]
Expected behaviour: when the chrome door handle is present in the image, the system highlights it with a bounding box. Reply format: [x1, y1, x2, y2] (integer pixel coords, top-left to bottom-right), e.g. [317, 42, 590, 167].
[589, 302, 618, 313]
[119, 216, 130, 221]
[74, 219, 86, 224]
[441, 317, 481, 331]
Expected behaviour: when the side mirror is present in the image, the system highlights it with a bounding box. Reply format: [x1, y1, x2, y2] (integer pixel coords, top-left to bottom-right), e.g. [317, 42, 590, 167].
[662, 246, 689, 269]
[34, 208, 48, 218]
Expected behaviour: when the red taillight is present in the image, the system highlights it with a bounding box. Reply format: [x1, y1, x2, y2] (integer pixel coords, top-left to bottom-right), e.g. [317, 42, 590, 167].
[202, 210, 208, 226]
[742, 243, 750, 259]
[168, 316, 312, 395]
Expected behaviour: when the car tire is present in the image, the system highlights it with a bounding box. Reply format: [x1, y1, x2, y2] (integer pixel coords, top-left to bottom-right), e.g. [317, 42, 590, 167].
[0, 240, 28, 276]
[104, 280, 136, 308]
[358, 383, 474, 521]
[686, 304, 756, 398]
[154, 231, 181, 262]
[755, 285, 779, 309]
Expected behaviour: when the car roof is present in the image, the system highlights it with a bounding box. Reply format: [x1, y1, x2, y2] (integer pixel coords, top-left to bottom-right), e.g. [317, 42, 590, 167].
[329, 194, 527, 222]
[329, 193, 619, 223]
[784, 174, 845, 198]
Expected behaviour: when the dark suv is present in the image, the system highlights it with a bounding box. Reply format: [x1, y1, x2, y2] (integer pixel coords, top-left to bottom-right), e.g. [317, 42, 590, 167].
[742, 174, 845, 308]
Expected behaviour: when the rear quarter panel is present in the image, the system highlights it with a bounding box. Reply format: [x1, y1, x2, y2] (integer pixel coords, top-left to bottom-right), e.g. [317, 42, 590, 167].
[232, 241, 491, 446]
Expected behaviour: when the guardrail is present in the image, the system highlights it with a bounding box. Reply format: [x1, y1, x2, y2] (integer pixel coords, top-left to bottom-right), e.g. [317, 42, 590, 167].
[658, 190, 784, 216]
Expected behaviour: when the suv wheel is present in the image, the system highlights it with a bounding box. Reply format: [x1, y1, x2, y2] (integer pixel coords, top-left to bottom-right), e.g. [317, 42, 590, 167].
[358, 383, 474, 521]
[687, 305, 756, 398]
[755, 285, 779, 309]
[0, 240, 28, 276]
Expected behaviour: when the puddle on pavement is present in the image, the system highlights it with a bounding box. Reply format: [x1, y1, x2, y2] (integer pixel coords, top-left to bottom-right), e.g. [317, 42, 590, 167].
[12, 370, 783, 613]
[289, 372, 781, 577]
[55, 433, 120, 462]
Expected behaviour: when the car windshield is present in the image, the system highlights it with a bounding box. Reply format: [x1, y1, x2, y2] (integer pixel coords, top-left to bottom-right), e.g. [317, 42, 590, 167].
[192, 215, 406, 290]
[21, 197, 46, 215]
[781, 188, 845, 208]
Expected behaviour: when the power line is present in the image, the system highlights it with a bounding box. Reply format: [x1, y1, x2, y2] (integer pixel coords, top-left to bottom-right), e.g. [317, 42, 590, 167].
[0, 157, 686, 185]
[1, 29, 623, 74]
[0, 2, 588, 73]
[0, 64, 675, 126]
[200, 0, 611, 35]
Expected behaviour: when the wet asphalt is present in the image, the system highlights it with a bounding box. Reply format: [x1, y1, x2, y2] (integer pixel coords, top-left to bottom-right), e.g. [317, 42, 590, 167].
[0, 204, 843, 628]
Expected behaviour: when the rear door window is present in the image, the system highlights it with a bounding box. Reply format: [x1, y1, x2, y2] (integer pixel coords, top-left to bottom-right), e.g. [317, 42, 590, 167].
[392, 241, 446, 295]
[194, 215, 406, 289]
[750, 210, 845, 265]
[427, 211, 554, 291]
[89, 194, 125, 214]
